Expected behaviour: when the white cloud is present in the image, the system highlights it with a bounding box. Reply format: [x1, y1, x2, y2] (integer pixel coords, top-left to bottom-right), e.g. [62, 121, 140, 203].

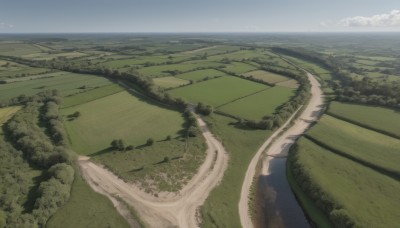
[339, 10, 400, 27]
[0, 21, 14, 29]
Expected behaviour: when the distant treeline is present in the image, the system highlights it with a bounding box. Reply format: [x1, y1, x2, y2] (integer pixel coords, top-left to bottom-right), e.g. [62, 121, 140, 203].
[1, 90, 75, 227]
[271, 47, 400, 109]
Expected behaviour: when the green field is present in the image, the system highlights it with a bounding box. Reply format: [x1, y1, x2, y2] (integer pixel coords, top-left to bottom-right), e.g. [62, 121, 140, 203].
[276, 79, 299, 88]
[292, 138, 400, 227]
[153, 76, 189, 89]
[62, 91, 185, 155]
[137, 61, 224, 77]
[307, 115, 400, 176]
[175, 69, 226, 82]
[62, 84, 124, 108]
[224, 62, 258, 74]
[0, 106, 21, 126]
[47, 174, 130, 228]
[168, 76, 267, 107]
[0, 71, 112, 101]
[0, 61, 51, 79]
[218, 86, 295, 120]
[201, 114, 270, 227]
[93, 136, 206, 193]
[243, 70, 290, 84]
[0, 43, 42, 56]
[328, 101, 400, 138]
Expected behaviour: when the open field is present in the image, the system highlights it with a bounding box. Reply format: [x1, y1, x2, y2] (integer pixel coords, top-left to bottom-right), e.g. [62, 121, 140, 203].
[175, 69, 226, 81]
[0, 43, 42, 56]
[307, 115, 400, 177]
[328, 101, 400, 138]
[218, 86, 295, 120]
[62, 91, 185, 155]
[93, 135, 206, 193]
[168, 76, 268, 107]
[201, 114, 270, 227]
[275, 79, 299, 88]
[46, 174, 130, 228]
[224, 62, 258, 74]
[153, 76, 189, 89]
[243, 70, 291, 84]
[0, 62, 51, 79]
[292, 138, 400, 227]
[62, 84, 124, 108]
[136, 60, 224, 77]
[0, 71, 112, 101]
[283, 55, 333, 80]
[22, 51, 87, 61]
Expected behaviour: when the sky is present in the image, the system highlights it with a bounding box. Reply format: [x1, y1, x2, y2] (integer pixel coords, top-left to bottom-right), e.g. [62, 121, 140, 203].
[0, 0, 399, 33]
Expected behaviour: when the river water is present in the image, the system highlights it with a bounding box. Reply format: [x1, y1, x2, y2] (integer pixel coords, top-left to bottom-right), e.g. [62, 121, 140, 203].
[257, 157, 310, 228]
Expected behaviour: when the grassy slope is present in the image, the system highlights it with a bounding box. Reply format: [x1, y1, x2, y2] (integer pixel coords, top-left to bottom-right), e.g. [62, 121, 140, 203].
[0, 106, 21, 125]
[307, 115, 400, 175]
[62, 84, 124, 108]
[294, 138, 400, 227]
[168, 76, 267, 107]
[93, 136, 206, 193]
[328, 101, 400, 138]
[201, 114, 270, 228]
[0, 72, 112, 100]
[46, 174, 130, 228]
[218, 86, 294, 120]
[224, 62, 257, 74]
[62, 91, 185, 155]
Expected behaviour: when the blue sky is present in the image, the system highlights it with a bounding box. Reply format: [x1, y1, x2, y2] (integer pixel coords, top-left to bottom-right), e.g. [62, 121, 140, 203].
[1, 0, 399, 33]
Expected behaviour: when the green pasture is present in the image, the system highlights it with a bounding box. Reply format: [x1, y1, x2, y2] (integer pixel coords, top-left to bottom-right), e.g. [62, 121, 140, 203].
[224, 62, 258, 74]
[293, 138, 400, 227]
[307, 115, 400, 175]
[175, 69, 226, 82]
[328, 102, 400, 138]
[0, 71, 112, 101]
[168, 76, 267, 107]
[62, 91, 185, 155]
[153, 76, 189, 89]
[243, 70, 291, 84]
[218, 86, 294, 120]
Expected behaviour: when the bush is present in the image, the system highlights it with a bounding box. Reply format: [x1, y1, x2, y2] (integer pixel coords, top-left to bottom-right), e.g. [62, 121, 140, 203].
[146, 138, 154, 146]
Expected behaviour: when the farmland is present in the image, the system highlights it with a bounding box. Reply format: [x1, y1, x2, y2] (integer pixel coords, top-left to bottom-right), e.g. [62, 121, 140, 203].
[290, 138, 400, 228]
[243, 70, 292, 84]
[218, 86, 295, 120]
[328, 101, 400, 138]
[0, 71, 113, 101]
[62, 90, 185, 155]
[307, 115, 400, 176]
[153, 76, 189, 89]
[175, 69, 226, 82]
[168, 76, 268, 107]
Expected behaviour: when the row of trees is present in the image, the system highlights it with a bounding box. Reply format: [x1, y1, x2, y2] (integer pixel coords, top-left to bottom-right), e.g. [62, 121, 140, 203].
[1, 91, 75, 227]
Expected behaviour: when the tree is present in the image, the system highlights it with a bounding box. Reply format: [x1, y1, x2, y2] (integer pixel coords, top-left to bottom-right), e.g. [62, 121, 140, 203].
[126, 145, 134, 151]
[110, 140, 118, 149]
[146, 138, 154, 146]
[166, 135, 172, 141]
[117, 139, 125, 151]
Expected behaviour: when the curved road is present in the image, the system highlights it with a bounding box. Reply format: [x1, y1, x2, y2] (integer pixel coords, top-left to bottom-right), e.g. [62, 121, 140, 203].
[239, 72, 324, 228]
[79, 114, 229, 228]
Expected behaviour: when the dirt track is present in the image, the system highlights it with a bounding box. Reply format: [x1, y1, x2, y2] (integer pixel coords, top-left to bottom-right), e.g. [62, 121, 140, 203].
[79, 115, 228, 228]
[238, 72, 324, 228]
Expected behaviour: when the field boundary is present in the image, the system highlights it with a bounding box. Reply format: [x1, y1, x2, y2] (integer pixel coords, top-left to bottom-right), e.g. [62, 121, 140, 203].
[325, 112, 400, 140]
[62, 86, 124, 109]
[304, 134, 400, 181]
[215, 87, 271, 109]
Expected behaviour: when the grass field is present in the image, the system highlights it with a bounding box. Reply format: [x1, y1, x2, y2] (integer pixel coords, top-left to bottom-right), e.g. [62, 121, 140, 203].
[0, 72, 113, 101]
[62, 91, 185, 155]
[137, 61, 224, 77]
[0, 62, 51, 79]
[307, 115, 400, 176]
[293, 138, 400, 227]
[175, 69, 226, 82]
[243, 70, 290, 84]
[218, 86, 294, 120]
[275, 79, 299, 88]
[46, 174, 130, 228]
[0, 43, 42, 56]
[62, 84, 124, 108]
[328, 101, 400, 138]
[93, 136, 206, 193]
[153, 76, 189, 89]
[168, 76, 267, 107]
[201, 114, 271, 228]
[224, 62, 258, 74]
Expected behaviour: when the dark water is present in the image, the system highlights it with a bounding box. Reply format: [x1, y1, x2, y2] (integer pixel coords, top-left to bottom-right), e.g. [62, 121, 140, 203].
[258, 158, 310, 228]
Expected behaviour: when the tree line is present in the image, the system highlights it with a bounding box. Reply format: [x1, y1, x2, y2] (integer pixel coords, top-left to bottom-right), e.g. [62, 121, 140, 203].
[1, 91, 75, 227]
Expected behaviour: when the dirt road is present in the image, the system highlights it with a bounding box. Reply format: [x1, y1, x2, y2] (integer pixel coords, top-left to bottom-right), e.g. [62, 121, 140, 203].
[239, 72, 324, 228]
[79, 115, 229, 228]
